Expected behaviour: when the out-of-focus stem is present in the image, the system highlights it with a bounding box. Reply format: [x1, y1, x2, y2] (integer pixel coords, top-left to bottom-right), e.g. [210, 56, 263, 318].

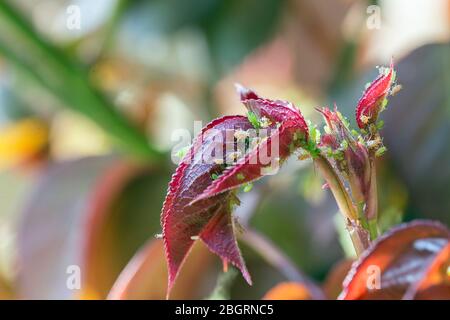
[314, 155, 370, 256]
[368, 218, 379, 240]
[207, 268, 238, 300]
[241, 229, 307, 282]
[314, 155, 357, 220]
[240, 229, 325, 299]
[346, 222, 369, 257]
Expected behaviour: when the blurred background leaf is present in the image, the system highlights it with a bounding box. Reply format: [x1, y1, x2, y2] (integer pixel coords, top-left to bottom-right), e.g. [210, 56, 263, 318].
[108, 240, 216, 300]
[121, 0, 284, 78]
[340, 221, 450, 300]
[81, 161, 171, 298]
[0, 274, 14, 299]
[0, 1, 162, 160]
[16, 156, 116, 299]
[382, 43, 450, 225]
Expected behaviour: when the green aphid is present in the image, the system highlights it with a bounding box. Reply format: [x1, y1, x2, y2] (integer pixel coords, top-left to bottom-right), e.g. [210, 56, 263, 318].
[310, 126, 321, 144]
[336, 111, 350, 128]
[211, 173, 219, 180]
[325, 147, 334, 158]
[381, 97, 389, 111]
[358, 136, 365, 145]
[228, 192, 241, 210]
[306, 141, 320, 158]
[237, 173, 245, 180]
[293, 131, 305, 142]
[176, 145, 190, 159]
[340, 140, 349, 150]
[289, 142, 296, 153]
[375, 146, 387, 157]
[376, 120, 384, 130]
[390, 69, 397, 82]
[243, 183, 253, 193]
[351, 129, 359, 137]
[333, 150, 344, 161]
[247, 111, 260, 129]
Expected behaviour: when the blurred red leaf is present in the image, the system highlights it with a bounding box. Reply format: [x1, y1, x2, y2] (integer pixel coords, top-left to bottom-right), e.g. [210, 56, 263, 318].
[16, 156, 170, 299]
[382, 44, 450, 225]
[80, 161, 172, 299]
[16, 156, 117, 299]
[322, 259, 353, 299]
[81, 161, 144, 298]
[339, 220, 450, 300]
[108, 239, 214, 300]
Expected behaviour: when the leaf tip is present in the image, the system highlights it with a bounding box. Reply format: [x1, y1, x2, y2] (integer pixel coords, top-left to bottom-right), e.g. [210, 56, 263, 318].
[235, 83, 259, 101]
